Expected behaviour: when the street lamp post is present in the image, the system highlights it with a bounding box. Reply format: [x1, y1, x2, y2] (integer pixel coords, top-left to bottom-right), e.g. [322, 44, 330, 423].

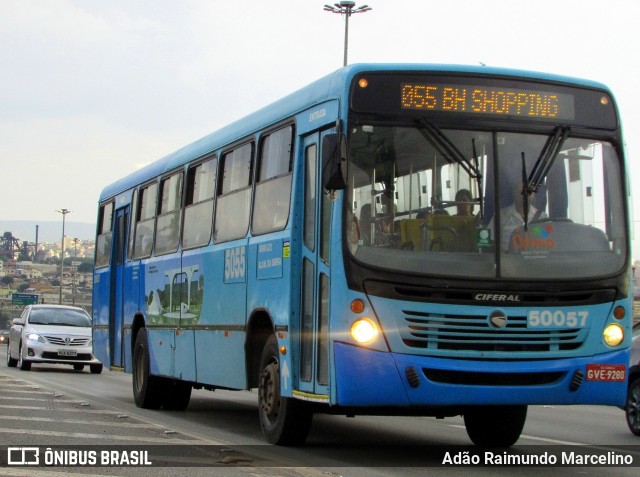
[72, 238, 79, 306]
[56, 209, 71, 304]
[324, 1, 372, 66]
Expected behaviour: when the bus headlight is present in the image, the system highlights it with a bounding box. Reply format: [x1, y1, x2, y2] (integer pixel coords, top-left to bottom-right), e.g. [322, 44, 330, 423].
[603, 323, 624, 347]
[351, 318, 379, 344]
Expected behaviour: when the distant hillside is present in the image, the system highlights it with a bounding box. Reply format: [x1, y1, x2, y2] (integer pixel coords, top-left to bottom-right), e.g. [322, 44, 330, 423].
[0, 221, 95, 243]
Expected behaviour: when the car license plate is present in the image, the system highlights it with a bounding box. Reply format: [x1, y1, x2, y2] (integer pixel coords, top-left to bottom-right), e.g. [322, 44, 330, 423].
[58, 349, 77, 357]
[586, 364, 626, 382]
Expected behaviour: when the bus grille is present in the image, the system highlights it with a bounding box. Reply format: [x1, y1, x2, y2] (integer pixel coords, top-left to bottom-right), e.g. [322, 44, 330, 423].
[401, 310, 585, 353]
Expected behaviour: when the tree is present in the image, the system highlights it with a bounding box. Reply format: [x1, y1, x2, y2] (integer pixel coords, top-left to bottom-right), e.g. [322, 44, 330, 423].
[1, 276, 14, 288]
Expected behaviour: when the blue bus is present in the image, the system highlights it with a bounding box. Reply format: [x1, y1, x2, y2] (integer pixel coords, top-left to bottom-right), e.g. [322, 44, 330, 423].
[93, 64, 633, 446]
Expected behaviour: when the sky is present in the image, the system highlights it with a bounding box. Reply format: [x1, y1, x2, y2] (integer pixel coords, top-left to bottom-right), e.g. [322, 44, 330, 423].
[1, 0, 639, 259]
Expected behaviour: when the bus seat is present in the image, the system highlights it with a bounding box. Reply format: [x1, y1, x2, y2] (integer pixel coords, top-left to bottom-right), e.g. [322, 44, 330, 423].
[427, 215, 477, 252]
[399, 219, 428, 250]
[400, 216, 477, 252]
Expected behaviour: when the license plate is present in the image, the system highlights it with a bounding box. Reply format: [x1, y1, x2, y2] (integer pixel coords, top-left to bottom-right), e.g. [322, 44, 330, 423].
[58, 349, 77, 357]
[586, 364, 626, 382]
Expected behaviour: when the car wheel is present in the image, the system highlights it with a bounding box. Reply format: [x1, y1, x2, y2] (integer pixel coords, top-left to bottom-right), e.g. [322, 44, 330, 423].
[17, 343, 31, 371]
[6, 341, 18, 367]
[626, 377, 640, 436]
[90, 364, 103, 375]
[132, 328, 164, 409]
[74, 364, 85, 371]
[258, 335, 312, 445]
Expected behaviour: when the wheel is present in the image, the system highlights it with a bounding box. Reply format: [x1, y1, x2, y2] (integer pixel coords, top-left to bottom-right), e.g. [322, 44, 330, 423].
[258, 335, 312, 445]
[73, 364, 85, 371]
[626, 378, 640, 436]
[90, 363, 103, 375]
[162, 380, 192, 411]
[6, 340, 18, 367]
[464, 405, 527, 446]
[18, 343, 31, 371]
[132, 328, 164, 409]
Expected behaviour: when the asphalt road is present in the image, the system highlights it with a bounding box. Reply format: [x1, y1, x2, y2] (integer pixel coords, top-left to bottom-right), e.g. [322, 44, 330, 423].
[0, 345, 639, 477]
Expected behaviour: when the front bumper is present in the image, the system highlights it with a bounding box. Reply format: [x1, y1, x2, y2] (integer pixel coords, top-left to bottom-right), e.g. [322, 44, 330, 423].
[25, 341, 101, 365]
[334, 342, 628, 408]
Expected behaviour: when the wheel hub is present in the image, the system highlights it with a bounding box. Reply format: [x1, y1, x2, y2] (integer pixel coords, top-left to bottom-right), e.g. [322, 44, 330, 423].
[260, 361, 280, 420]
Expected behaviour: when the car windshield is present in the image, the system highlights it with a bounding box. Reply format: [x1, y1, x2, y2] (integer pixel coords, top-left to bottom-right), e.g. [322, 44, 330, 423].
[346, 124, 626, 280]
[28, 308, 91, 327]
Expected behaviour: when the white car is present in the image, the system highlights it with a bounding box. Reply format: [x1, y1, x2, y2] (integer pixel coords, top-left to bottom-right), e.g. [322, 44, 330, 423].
[6, 304, 103, 374]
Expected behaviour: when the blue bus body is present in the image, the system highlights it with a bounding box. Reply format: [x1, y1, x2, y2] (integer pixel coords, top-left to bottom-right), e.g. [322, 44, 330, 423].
[93, 64, 632, 446]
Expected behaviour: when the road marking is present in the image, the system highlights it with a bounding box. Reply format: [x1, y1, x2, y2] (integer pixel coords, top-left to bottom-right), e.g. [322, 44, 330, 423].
[0, 427, 207, 444]
[0, 415, 158, 429]
[0, 404, 122, 414]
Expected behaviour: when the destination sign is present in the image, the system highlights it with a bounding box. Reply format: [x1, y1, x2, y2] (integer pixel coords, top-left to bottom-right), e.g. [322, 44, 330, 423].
[400, 83, 575, 120]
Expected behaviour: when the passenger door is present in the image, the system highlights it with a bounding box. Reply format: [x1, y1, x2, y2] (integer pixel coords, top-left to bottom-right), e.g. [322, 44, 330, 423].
[109, 206, 129, 368]
[298, 130, 333, 398]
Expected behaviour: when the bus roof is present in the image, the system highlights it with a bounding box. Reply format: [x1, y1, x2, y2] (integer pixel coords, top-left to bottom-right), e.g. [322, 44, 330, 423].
[98, 63, 612, 202]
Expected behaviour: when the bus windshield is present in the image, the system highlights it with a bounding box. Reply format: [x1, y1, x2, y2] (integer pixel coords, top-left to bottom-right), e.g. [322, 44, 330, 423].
[346, 123, 626, 280]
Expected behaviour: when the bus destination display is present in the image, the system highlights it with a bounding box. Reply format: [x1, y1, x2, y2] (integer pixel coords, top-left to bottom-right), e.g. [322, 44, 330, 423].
[401, 82, 576, 120]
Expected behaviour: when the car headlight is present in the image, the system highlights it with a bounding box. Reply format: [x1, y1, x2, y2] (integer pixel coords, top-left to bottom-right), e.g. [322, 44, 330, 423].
[26, 333, 45, 343]
[603, 323, 624, 347]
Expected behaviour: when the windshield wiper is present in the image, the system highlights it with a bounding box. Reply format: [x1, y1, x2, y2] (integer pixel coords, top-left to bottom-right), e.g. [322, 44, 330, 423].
[521, 125, 570, 230]
[416, 118, 484, 217]
[526, 125, 569, 194]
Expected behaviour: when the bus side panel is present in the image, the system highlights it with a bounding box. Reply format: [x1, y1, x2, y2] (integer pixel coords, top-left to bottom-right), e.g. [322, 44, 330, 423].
[246, 235, 293, 395]
[193, 242, 248, 389]
[142, 254, 186, 378]
[92, 268, 111, 366]
[122, 263, 141, 373]
[146, 328, 174, 377]
[194, 331, 246, 389]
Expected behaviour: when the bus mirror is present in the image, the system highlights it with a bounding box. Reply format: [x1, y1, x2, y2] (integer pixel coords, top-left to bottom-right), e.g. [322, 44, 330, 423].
[322, 133, 346, 191]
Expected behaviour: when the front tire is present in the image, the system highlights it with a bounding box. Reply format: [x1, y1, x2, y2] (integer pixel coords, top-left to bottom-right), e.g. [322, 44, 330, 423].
[626, 378, 640, 436]
[258, 335, 312, 445]
[90, 363, 103, 375]
[6, 341, 17, 367]
[464, 405, 527, 446]
[132, 328, 163, 409]
[18, 343, 31, 371]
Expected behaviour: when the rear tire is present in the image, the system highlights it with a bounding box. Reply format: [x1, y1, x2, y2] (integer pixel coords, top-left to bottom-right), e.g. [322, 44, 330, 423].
[132, 328, 163, 409]
[74, 364, 85, 371]
[626, 378, 640, 436]
[258, 335, 312, 445]
[162, 380, 192, 410]
[464, 405, 527, 446]
[6, 341, 17, 367]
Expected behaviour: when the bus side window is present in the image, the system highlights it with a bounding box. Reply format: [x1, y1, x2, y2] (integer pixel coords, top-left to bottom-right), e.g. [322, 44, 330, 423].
[252, 125, 293, 235]
[155, 172, 183, 255]
[133, 182, 157, 258]
[183, 158, 216, 249]
[215, 142, 253, 243]
[95, 201, 114, 268]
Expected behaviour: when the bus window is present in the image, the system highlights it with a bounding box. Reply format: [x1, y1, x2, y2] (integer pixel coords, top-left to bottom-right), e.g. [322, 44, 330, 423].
[133, 182, 157, 258]
[127, 189, 137, 260]
[252, 125, 293, 235]
[215, 142, 253, 243]
[183, 158, 216, 249]
[155, 172, 183, 255]
[95, 201, 114, 268]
